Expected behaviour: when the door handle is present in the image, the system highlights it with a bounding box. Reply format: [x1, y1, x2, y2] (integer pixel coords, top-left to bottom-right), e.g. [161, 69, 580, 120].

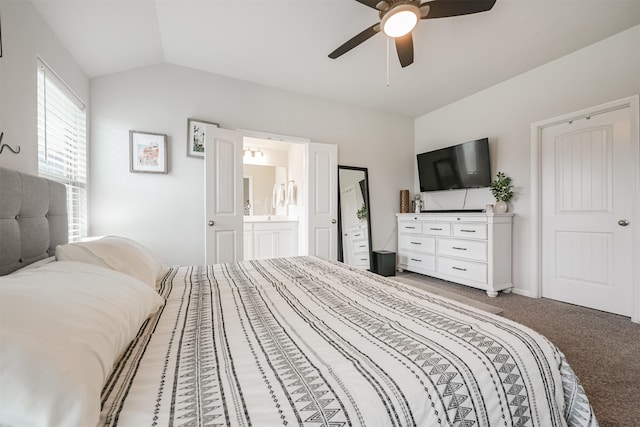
[208, 220, 215, 226]
[332, 219, 337, 224]
[618, 219, 630, 226]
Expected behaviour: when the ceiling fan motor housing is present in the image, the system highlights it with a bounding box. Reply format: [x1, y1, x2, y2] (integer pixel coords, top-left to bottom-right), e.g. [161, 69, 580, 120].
[378, 0, 422, 18]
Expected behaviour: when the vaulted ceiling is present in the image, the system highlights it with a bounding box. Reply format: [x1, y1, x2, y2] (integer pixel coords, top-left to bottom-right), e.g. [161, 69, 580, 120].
[32, 0, 640, 118]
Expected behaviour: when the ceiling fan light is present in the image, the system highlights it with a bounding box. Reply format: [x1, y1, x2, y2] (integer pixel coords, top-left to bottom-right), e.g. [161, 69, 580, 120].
[381, 5, 419, 38]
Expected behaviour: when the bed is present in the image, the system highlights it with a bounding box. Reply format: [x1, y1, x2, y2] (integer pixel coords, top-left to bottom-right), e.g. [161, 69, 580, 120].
[0, 167, 598, 427]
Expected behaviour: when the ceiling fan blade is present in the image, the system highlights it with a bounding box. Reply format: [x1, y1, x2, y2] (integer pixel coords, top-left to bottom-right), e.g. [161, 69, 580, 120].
[329, 23, 380, 59]
[355, 0, 388, 10]
[395, 33, 414, 68]
[421, 0, 496, 19]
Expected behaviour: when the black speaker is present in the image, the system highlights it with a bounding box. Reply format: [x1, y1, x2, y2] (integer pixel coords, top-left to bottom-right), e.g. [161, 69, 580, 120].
[372, 250, 396, 277]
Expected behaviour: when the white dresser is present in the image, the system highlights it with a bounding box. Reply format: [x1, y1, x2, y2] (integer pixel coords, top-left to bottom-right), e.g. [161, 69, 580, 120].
[346, 224, 370, 269]
[396, 212, 513, 297]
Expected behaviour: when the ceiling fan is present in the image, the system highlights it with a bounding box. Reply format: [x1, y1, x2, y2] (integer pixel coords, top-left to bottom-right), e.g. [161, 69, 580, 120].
[329, 0, 497, 68]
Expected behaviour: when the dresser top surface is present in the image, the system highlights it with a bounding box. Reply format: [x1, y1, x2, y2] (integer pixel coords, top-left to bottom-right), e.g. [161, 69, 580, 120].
[396, 212, 514, 218]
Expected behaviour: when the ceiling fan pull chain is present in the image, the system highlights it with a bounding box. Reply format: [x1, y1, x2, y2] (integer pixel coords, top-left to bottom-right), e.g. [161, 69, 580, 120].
[386, 36, 391, 87]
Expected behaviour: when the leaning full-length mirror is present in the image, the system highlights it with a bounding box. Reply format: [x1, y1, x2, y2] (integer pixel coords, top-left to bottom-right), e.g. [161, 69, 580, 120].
[338, 166, 372, 270]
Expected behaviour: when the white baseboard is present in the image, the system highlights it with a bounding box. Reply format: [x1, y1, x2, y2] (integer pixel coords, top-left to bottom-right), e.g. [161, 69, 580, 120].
[511, 288, 532, 298]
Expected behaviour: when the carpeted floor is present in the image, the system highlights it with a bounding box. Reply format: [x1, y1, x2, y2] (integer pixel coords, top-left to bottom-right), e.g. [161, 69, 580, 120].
[391, 275, 503, 315]
[393, 272, 640, 427]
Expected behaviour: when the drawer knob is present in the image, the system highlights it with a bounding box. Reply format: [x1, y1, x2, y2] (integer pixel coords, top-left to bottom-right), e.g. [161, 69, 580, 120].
[410, 241, 422, 245]
[460, 229, 476, 233]
[452, 266, 467, 271]
[452, 247, 467, 251]
[410, 258, 422, 262]
[430, 227, 442, 231]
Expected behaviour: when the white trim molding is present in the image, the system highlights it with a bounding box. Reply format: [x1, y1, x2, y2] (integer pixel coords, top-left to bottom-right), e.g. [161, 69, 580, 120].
[530, 95, 640, 323]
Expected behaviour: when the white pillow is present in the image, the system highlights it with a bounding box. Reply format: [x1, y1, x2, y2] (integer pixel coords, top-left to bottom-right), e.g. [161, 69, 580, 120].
[56, 236, 168, 288]
[0, 261, 164, 427]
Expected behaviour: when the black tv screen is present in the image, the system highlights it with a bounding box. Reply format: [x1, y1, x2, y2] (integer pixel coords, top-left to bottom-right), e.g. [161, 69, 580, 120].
[417, 138, 491, 192]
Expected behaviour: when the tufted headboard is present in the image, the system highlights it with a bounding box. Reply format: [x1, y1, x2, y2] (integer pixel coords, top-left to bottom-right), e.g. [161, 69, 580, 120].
[0, 167, 68, 275]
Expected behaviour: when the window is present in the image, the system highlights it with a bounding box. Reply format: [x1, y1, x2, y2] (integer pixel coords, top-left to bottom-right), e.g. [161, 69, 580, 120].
[37, 59, 87, 242]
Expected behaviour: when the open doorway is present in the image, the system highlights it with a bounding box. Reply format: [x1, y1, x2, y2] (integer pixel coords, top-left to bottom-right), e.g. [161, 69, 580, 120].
[242, 136, 305, 260]
[204, 127, 338, 264]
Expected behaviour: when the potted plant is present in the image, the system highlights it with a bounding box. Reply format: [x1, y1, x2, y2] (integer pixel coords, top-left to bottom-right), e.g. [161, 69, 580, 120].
[489, 171, 514, 213]
[356, 204, 367, 221]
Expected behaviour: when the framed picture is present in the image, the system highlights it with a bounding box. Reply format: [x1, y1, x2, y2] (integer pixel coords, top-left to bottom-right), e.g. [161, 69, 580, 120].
[129, 130, 168, 174]
[187, 118, 219, 158]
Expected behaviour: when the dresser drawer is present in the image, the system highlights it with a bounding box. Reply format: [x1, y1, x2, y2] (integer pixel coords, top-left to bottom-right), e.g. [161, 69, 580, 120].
[452, 223, 487, 239]
[399, 234, 436, 253]
[398, 253, 436, 272]
[352, 240, 369, 254]
[438, 238, 487, 261]
[422, 222, 451, 236]
[398, 221, 422, 233]
[353, 253, 370, 267]
[437, 257, 487, 284]
[351, 229, 367, 240]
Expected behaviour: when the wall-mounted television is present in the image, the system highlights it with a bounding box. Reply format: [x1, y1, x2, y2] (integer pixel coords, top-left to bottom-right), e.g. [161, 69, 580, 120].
[417, 138, 491, 192]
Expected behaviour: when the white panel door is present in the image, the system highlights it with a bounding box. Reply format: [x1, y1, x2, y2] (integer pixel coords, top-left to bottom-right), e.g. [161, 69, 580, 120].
[204, 127, 243, 264]
[541, 107, 633, 315]
[306, 142, 338, 260]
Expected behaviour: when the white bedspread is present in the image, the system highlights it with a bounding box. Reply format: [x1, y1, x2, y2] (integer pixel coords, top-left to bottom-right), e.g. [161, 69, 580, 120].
[100, 256, 597, 426]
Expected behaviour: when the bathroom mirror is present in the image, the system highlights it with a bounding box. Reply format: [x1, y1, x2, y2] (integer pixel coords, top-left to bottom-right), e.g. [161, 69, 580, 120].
[243, 164, 287, 216]
[338, 165, 372, 270]
[243, 176, 254, 215]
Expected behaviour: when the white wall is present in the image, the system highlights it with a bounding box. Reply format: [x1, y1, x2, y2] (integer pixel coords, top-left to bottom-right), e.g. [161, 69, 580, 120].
[90, 64, 414, 265]
[415, 25, 640, 296]
[0, 0, 89, 174]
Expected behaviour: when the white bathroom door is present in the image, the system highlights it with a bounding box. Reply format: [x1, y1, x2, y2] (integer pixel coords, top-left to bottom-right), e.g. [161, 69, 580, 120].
[306, 142, 338, 260]
[541, 106, 633, 316]
[204, 127, 244, 264]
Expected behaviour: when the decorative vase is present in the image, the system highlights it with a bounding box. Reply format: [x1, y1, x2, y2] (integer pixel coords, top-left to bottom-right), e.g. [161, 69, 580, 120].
[495, 200, 508, 213]
[400, 190, 410, 213]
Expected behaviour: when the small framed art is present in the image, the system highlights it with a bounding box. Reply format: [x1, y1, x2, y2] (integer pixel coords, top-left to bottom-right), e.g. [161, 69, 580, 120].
[129, 130, 168, 174]
[187, 118, 219, 158]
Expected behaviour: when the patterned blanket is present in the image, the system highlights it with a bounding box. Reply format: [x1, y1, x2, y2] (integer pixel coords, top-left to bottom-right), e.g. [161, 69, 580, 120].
[100, 256, 597, 426]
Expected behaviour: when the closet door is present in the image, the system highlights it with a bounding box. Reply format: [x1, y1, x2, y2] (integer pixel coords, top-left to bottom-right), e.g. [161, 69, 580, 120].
[204, 127, 243, 264]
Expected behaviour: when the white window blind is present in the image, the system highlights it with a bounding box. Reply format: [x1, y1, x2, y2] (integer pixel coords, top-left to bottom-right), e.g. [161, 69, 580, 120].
[37, 59, 87, 242]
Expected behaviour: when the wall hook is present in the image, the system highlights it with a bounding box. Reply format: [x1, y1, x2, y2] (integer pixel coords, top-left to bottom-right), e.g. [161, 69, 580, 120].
[0, 132, 21, 155]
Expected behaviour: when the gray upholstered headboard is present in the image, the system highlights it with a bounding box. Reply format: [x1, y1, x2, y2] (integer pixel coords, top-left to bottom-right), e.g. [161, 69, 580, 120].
[0, 167, 68, 275]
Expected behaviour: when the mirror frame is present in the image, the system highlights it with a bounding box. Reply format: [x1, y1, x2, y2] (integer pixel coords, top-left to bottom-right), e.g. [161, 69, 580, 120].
[337, 165, 373, 270]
